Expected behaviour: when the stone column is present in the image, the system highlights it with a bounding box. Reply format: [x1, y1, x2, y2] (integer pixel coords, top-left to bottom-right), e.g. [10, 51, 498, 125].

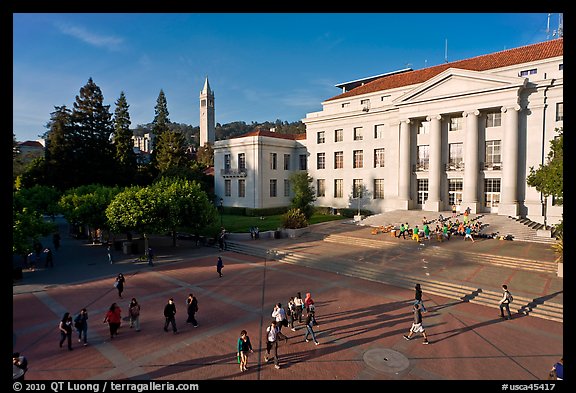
[424, 114, 442, 212]
[462, 110, 480, 213]
[499, 105, 521, 217]
[398, 119, 411, 209]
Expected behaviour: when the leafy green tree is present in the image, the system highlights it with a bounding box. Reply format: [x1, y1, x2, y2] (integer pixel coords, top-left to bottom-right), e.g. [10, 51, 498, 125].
[196, 142, 214, 167]
[282, 208, 308, 229]
[58, 184, 122, 238]
[13, 197, 56, 257]
[112, 91, 137, 183]
[289, 171, 316, 219]
[14, 185, 62, 218]
[527, 127, 563, 206]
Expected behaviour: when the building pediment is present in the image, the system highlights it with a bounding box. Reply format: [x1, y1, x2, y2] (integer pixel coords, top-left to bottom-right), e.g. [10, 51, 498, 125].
[393, 68, 527, 106]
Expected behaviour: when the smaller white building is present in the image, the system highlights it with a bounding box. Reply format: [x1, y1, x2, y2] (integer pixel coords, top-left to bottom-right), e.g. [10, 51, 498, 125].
[213, 130, 307, 209]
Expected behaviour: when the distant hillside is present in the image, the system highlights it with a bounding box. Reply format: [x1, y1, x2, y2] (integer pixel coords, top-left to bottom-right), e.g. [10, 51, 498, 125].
[132, 120, 305, 147]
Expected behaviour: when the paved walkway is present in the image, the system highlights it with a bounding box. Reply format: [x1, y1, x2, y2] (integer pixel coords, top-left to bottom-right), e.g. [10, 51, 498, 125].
[12, 217, 564, 383]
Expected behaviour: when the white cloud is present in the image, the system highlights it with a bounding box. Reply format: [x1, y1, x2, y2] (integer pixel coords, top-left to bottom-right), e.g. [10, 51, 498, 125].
[55, 22, 124, 51]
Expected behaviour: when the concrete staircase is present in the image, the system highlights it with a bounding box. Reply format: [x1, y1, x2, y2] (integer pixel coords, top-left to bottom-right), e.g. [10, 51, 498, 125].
[223, 239, 562, 323]
[360, 210, 557, 244]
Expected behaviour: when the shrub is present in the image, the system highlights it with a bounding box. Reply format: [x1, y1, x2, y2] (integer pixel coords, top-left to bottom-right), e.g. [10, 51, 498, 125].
[282, 208, 308, 229]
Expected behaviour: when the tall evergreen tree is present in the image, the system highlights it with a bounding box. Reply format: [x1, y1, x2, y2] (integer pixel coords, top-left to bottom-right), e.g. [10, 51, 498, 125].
[71, 77, 115, 186]
[155, 130, 189, 173]
[113, 91, 137, 184]
[44, 105, 74, 189]
[150, 89, 171, 174]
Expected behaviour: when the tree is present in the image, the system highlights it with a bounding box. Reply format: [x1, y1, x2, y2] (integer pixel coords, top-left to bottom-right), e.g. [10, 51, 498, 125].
[58, 184, 123, 238]
[154, 130, 189, 173]
[14, 185, 62, 218]
[152, 89, 170, 137]
[43, 105, 74, 189]
[112, 91, 137, 183]
[13, 194, 56, 257]
[70, 78, 115, 186]
[289, 171, 316, 219]
[196, 143, 214, 167]
[527, 127, 563, 206]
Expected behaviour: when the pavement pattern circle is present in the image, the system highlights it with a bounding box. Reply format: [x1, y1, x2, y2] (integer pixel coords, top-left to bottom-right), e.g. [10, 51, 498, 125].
[363, 348, 410, 374]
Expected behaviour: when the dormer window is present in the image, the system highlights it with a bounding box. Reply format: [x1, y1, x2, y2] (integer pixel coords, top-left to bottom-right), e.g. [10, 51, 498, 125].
[519, 68, 537, 77]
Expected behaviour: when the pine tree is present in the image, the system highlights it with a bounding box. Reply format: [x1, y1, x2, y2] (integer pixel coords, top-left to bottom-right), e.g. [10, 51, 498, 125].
[113, 91, 137, 183]
[150, 89, 171, 173]
[44, 105, 74, 189]
[155, 130, 189, 173]
[71, 77, 115, 186]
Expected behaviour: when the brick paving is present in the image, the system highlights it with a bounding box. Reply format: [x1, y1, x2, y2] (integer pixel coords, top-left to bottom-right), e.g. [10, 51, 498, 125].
[12, 217, 564, 383]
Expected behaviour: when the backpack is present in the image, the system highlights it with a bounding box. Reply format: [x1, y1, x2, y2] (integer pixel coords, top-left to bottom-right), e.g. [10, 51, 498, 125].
[506, 291, 514, 303]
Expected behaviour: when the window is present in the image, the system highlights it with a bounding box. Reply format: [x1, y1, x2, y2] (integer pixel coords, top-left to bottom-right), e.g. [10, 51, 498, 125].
[485, 140, 502, 166]
[317, 179, 326, 197]
[238, 153, 246, 171]
[556, 102, 563, 121]
[374, 124, 385, 139]
[449, 143, 463, 169]
[238, 179, 245, 198]
[224, 154, 231, 171]
[299, 154, 307, 170]
[354, 127, 363, 141]
[519, 68, 537, 76]
[317, 131, 325, 144]
[224, 179, 231, 197]
[334, 179, 343, 198]
[270, 179, 277, 197]
[484, 178, 501, 207]
[317, 153, 326, 169]
[486, 111, 502, 127]
[449, 116, 463, 131]
[360, 99, 370, 105]
[353, 179, 363, 198]
[374, 179, 384, 199]
[361, 99, 370, 111]
[353, 150, 363, 168]
[335, 129, 343, 142]
[374, 148, 385, 168]
[284, 154, 291, 170]
[417, 145, 430, 170]
[270, 153, 277, 170]
[418, 120, 429, 135]
[559, 64, 563, 71]
[341, 102, 350, 108]
[334, 151, 344, 169]
[284, 179, 290, 197]
[381, 94, 391, 101]
[448, 179, 463, 206]
[417, 179, 429, 205]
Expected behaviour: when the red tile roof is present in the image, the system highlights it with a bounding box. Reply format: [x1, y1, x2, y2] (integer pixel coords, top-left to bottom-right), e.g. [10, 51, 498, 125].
[232, 130, 307, 140]
[326, 38, 563, 102]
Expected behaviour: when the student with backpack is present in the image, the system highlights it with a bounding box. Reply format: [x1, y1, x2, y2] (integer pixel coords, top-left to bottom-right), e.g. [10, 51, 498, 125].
[498, 284, 513, 320]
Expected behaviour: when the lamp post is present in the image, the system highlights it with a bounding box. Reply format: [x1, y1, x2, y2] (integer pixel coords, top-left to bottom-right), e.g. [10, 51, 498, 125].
[219, 198, 224, 227]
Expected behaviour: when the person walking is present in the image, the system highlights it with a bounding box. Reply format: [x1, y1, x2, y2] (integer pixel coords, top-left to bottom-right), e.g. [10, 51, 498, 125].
[498, 284, 513, 320]
[147, 247, 154, 266]
[236, 329, 253, 372]
[13, 352, 28, 381]
[128, 298, 141, 332]
[403, 303, 430, 344]
[216, 256, 224, 277]
[287, 297, 297, 331]
[163, 298, 178, 334]
[264, 320, 287, 369]
[58, 312, 74, 350]
[414, 283, 427, 312]
[74, 308, 89, 346]
[186, 293, 199, 327]
[44, 247, 54, 268]
[304, 292, 319, 326]
[293, 292, 304, 323]
[304, 309, 320, 345]
[396, 223, 407, 239]
[115, 273, 125, 298]
[272, 302, 288, 332]
[218, 227, 226, 251]
[103, 303, 122, 340]
[412, 225, 420, 242]
[107, 245, 113, 264]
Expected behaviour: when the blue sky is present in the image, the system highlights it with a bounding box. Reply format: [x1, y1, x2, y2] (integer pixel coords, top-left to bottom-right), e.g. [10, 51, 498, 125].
[12, 13, 562, 143]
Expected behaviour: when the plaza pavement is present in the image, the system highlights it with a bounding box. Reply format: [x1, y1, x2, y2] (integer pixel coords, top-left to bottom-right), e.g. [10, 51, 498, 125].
[12, 217, 565, 384]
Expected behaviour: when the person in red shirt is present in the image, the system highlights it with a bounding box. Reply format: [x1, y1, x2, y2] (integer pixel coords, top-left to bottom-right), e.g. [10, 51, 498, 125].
[103, 303, 122, 339]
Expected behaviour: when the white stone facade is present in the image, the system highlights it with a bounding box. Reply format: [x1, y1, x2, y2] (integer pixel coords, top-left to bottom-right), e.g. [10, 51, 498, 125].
[213, 39, 563, 225]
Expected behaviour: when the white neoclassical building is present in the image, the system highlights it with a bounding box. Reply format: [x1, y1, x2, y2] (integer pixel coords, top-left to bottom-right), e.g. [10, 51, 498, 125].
[213, 38, 563, 225]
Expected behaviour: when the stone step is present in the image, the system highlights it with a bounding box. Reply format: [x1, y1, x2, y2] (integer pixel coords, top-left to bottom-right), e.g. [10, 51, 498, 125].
[224, 240, 562, 323]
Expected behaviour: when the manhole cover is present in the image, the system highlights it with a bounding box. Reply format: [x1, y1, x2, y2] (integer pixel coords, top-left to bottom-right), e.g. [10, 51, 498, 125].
[363, 348, 410, 373]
